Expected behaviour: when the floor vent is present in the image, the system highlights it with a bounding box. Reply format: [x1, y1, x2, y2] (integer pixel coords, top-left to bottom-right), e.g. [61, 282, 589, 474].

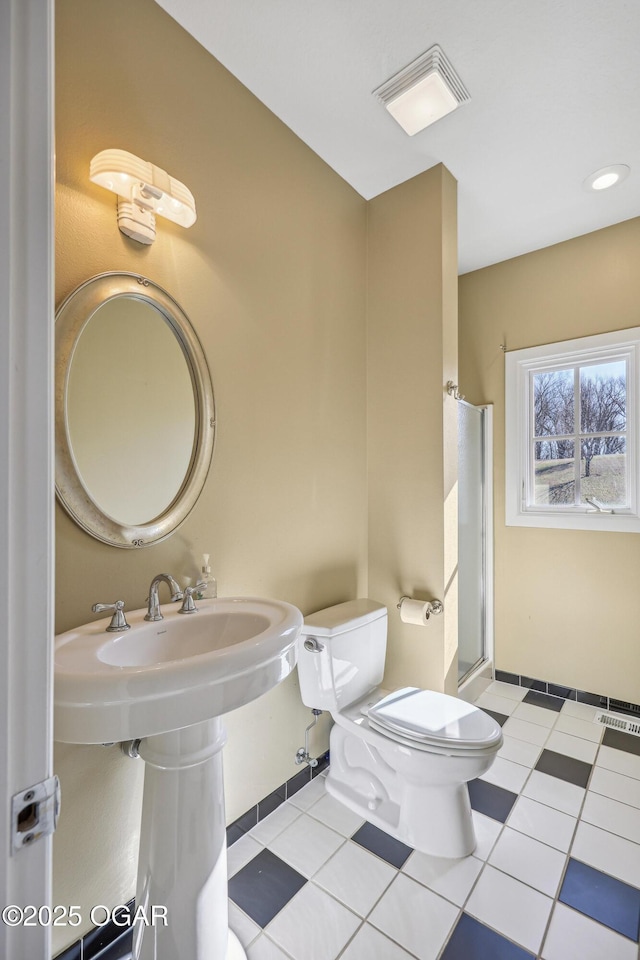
[609, 699, 640, 716]
[595, 711, 640, 737]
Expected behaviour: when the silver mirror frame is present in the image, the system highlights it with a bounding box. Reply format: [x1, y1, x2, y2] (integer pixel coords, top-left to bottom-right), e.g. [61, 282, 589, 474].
[55, 272, 216, 548]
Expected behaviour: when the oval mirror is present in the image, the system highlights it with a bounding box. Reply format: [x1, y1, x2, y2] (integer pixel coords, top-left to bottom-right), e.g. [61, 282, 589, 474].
[55, 273, 215, 548]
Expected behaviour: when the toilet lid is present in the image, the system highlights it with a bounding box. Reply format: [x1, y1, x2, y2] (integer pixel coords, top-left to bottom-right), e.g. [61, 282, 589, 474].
[367, 687, 502, 750]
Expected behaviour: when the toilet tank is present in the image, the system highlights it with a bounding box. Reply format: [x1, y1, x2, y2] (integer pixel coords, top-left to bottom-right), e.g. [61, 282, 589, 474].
[297, 599, 387, 711]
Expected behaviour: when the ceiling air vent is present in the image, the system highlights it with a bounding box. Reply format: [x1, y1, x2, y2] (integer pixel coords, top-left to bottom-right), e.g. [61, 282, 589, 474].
[373, 45, 470, 136]
[595, 711, 640, 738]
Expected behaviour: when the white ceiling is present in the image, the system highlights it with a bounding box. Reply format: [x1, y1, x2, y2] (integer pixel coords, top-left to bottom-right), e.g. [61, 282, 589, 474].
[156, 0, 640, 273]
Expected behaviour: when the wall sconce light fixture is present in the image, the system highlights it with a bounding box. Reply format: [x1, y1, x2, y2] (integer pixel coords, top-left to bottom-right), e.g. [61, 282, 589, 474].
[89, 149, 197, 245]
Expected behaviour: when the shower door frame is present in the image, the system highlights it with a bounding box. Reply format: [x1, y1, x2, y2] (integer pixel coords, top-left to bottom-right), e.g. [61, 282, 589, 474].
[458, 401, 494, 685]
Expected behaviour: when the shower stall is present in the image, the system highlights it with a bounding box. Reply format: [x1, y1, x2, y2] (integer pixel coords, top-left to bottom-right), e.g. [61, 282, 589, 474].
[457, 399, 493, 685]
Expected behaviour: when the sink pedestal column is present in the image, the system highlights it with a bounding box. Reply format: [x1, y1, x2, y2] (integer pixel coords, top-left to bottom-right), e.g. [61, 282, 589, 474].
[133, 718, 246, 960]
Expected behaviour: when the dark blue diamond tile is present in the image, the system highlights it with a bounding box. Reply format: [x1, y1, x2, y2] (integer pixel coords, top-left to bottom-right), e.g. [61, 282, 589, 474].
[441, 914, 535, 960]
[468, 778, 518, 823]
[523, 689, 563, 711]
[351, 821, 412, 868]
[603, 727, 640, 757]
[484, 708, 509, 727]
[559, 859, 640, 941]
[535, 749, 592, 788]
[228, 847, 306, 928]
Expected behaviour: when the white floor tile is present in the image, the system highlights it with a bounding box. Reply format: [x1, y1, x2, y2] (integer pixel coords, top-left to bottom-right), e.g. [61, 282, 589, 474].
[268, 813, 345, 878]
[561, 700, 600, 722]
[589, 765, 640, 809]
[541, 902, 637, 960]
[498, 735, 542, 768]
[471, 811, 503, 860]
[546, 730, 599, 764]
[267, 883, 361, 960]
[486, 680, 528, 701]
[522, 770, 585, 817]
[288, 776, 327, 811]
[503, 716, 551, 747]
[229, 901, 261, 949]
[228, 834, 264, 877]
[313, 840, 396, 917]
[369, 874, 458, 960]
[403, 850, 483, 907]
[507, 795, 577, 852]
[340, 923, 416, 960]
[306, 791, 365, 837]
[554, 713, 603, 742]
[249, 802, 301, 846]
[581, 791, 640, 844]
[597, 744, 640, 781]
[465, 864, 553, 954]
[512, 702, 558, 728]
[488, 827, 566, 897]
[246, 934, 292, 960]
[480, 755, 530, 793]
[475, 691, 518, 715]
[571, 820, 640, 888]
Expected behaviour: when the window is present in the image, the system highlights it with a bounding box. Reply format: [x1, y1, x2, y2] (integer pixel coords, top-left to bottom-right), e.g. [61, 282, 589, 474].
[505, 327, 640, 532]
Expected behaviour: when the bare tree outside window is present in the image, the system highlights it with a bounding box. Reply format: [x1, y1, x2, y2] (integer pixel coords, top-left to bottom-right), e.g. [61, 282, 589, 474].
[532, 361, 627, 506]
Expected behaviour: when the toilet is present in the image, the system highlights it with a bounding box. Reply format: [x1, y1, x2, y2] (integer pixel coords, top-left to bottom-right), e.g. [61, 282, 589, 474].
[297, 598, 503, 858]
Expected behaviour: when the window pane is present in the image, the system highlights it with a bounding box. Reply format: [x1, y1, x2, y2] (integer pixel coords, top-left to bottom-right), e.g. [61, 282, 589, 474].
[580, 437, 627, 506]
[579, 361, 626, 434]
[533, 370, 574, 436]
[534, 441, 575, 504]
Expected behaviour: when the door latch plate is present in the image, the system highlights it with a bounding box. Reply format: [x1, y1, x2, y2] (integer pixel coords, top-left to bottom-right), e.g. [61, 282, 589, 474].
[11, 775, 60, 854]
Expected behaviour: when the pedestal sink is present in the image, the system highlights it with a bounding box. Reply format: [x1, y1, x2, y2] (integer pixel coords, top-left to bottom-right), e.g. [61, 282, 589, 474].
[54, 596, 303, 960]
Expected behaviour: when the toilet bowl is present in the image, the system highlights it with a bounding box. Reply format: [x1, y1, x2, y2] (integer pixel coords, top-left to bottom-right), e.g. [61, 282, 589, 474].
[297, 599, 502, 858]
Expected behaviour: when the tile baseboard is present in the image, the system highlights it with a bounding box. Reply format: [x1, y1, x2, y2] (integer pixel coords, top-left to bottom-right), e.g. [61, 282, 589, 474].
[495, 670, 640, 716]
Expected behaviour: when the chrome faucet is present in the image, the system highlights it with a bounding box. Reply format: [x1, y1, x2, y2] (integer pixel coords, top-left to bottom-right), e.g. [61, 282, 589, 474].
[145, 574, 184, 622]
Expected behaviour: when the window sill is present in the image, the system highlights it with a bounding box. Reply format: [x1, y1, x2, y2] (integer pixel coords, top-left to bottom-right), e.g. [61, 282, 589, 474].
[505, 507, 640, 533]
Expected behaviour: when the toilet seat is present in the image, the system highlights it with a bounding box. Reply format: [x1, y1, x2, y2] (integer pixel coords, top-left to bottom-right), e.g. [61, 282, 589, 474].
[366, 687, 502, 751]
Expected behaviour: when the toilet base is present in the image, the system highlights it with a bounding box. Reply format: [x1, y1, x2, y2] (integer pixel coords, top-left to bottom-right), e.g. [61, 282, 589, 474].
[327, 724, 479, 859]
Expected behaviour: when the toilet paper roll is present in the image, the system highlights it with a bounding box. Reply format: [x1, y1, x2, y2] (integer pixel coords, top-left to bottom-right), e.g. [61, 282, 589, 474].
[398, 598, 431, 625]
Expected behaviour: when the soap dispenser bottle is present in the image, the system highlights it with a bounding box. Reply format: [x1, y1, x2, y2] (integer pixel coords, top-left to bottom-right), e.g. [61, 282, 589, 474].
[197, 553, 217, 599]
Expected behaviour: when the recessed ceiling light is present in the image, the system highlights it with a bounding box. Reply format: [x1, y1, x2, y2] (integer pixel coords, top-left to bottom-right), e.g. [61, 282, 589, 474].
[373, 45, 470, 137]
[583, 164, 630, 191]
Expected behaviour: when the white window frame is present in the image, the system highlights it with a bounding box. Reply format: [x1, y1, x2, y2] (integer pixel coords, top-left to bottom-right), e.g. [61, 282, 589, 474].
[505, 327, 640, 533]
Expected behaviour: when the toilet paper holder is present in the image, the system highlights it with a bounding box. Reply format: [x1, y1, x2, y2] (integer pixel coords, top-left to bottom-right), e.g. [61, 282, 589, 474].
[397, 596, 444, 620]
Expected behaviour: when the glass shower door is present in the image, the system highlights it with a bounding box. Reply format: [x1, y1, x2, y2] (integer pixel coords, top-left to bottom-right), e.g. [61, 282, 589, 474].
[458, 401, 491, 682]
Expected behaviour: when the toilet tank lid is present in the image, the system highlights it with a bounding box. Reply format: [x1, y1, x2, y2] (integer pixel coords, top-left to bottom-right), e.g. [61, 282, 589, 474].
[301, 599, 387, 637]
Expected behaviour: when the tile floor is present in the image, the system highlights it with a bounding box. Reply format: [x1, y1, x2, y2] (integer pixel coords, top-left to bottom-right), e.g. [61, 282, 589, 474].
[227, 681, 640, 960]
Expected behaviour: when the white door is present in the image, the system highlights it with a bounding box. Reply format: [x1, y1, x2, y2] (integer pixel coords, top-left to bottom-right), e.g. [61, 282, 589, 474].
[0, 1, 55, 957]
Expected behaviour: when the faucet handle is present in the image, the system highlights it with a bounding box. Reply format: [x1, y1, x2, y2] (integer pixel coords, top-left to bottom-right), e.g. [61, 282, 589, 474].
[178, 582, 207, 615]
[92, 599, 131, 633]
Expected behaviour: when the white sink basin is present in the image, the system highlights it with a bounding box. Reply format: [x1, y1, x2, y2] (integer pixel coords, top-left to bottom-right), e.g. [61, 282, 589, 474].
[54, 596, 303, 743]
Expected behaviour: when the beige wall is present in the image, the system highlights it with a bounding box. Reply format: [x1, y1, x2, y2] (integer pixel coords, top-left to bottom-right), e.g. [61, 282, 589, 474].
[459, 218, 640, 702]
[367, 167, 459, 696]
[54, 0, 366, 949]
[54, 1, 459, 952]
